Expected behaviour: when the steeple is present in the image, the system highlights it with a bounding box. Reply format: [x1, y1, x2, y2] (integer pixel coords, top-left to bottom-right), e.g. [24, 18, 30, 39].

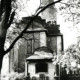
[40, 0, 57, 22]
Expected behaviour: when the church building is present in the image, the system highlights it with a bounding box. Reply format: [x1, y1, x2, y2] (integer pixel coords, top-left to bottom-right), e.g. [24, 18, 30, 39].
[9, 0, 64, 80]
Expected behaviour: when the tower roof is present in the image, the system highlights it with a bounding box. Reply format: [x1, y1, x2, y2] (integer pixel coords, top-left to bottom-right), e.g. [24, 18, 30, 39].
[40, 0, 56, 21]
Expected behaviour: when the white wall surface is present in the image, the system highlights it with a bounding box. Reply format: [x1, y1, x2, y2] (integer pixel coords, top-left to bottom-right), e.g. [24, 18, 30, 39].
[57, 36, 62, 54]
[26, 62, 56, 80]
[40, 32, 47, 47]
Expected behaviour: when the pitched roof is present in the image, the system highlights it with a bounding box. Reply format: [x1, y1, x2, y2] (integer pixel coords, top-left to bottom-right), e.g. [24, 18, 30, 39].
[35, 46, 53, 53]
[26, 46, 53, 61]
[20, 16, 62, 35]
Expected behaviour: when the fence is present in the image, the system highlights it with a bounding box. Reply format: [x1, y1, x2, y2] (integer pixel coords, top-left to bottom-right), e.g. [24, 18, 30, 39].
[26, 74, 49, 80]
[60, 67, 80, 80]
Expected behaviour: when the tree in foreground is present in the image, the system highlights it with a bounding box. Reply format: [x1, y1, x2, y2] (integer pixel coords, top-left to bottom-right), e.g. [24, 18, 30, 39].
[52, 38, 80, 77]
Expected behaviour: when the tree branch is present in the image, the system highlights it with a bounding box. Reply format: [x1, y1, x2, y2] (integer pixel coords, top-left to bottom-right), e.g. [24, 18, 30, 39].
[5, 0, 62, 54]
[0, 0, 12, 29]
[7, 10, 15, 28]
[0, 0, 5, 20]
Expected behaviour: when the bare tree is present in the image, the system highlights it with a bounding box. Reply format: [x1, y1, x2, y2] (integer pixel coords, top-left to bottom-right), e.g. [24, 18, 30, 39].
[59, 0, 80, 27]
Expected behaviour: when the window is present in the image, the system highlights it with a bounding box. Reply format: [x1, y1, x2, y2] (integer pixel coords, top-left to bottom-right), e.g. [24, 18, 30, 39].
[27, 40, 33, 54]
[36, 63, 48, 73]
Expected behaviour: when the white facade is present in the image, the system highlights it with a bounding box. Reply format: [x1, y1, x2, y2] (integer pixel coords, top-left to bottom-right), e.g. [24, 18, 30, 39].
[40, 32, 47, 47]
[57, 36, 62, 54]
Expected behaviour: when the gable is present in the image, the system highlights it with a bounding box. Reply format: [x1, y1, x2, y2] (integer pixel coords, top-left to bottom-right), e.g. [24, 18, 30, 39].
[20, 16, 47, 32]
[20, 16, 62, 36]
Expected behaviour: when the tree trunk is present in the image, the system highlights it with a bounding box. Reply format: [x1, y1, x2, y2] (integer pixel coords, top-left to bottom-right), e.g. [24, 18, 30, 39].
[0, 36, 6, 79]
[0, 54, 4, 79]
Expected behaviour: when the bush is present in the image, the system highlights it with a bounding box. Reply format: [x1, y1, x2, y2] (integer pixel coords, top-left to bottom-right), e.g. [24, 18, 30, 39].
[8, 71, 26, 80]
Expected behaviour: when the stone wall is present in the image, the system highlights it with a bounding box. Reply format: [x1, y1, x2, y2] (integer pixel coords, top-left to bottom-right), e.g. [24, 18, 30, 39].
[47, 36, 63, 55]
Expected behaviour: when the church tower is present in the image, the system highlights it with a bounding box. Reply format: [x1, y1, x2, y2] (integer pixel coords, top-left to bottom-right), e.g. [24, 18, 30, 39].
[40, 0, 57, 22]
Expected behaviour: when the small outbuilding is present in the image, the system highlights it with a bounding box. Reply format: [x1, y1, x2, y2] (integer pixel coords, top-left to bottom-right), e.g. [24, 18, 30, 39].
[25, 46, 57, 80]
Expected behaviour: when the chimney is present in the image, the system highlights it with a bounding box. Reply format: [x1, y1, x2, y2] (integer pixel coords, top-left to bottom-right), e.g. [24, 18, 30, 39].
[40, 0, 57, 22]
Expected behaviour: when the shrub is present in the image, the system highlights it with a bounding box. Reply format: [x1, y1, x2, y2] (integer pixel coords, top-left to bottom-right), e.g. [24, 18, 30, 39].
[8, 71, 26, 80]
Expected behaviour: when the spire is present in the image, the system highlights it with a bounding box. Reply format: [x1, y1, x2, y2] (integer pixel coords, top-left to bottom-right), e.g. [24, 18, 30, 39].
[40, 0, 57, 22]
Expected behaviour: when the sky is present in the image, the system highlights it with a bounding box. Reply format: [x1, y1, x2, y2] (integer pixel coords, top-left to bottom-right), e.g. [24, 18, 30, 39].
[57, 14, 78, 49]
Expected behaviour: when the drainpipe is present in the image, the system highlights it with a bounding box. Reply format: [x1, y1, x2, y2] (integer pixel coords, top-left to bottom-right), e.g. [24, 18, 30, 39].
[27, 61, 29, 76]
